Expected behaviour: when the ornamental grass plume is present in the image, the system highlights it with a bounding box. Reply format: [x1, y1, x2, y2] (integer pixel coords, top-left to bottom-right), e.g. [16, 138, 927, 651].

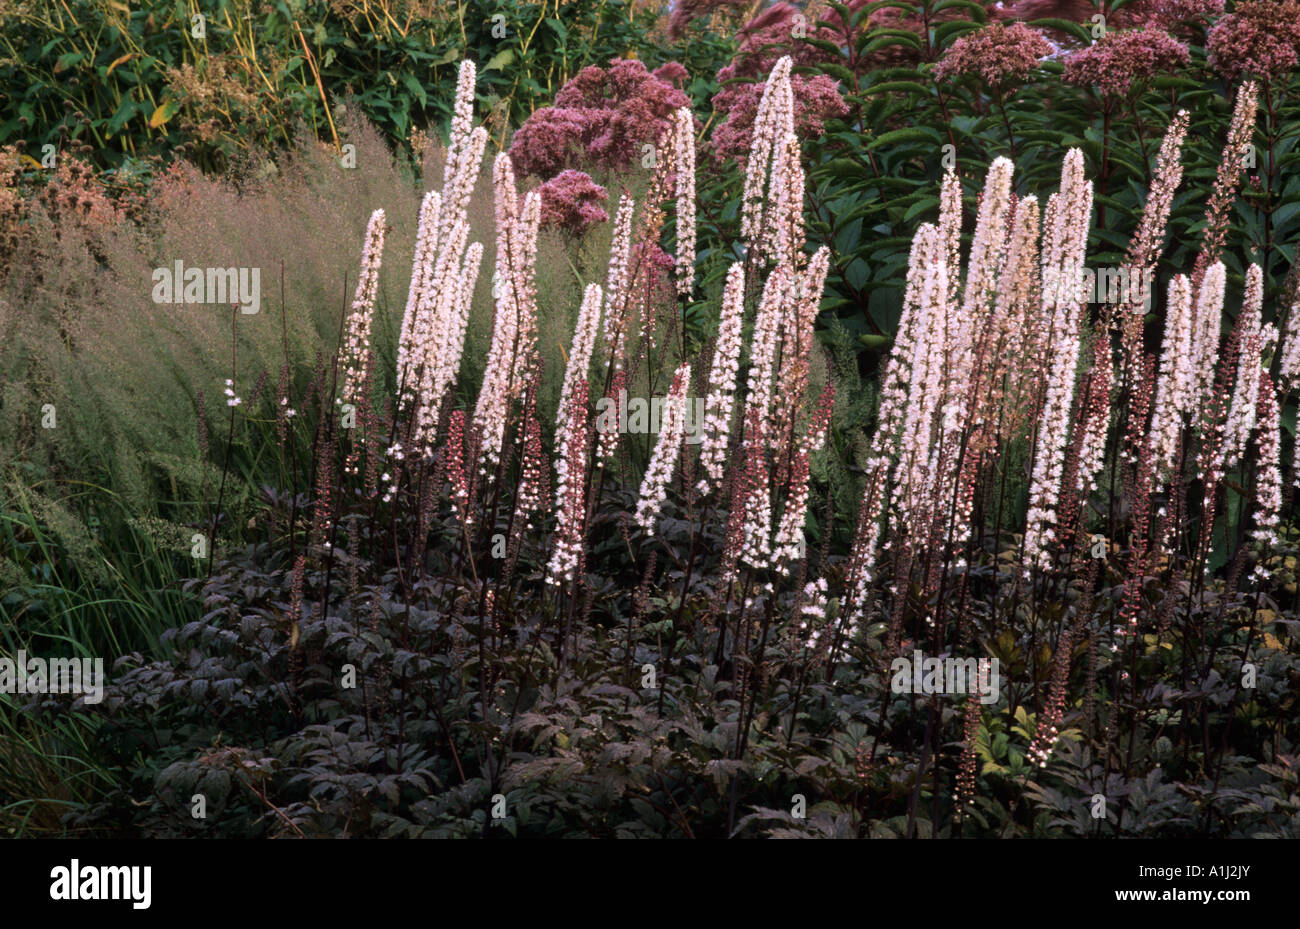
[340, 208, 386, 410]
[696, 262, 746, 495]
[635, 363, 691, 536]
[1063, 28, 1191, 98]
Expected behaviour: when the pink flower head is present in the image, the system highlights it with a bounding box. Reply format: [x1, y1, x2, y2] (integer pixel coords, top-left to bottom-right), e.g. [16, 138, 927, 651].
[537, 169, 609, 236]
[1064, 29, 1191, 98]
[1207, 0, 1300, 83]
[1146, 0, 1224, 32]
[509, 59, 689, 177]
[666, 0, 749, 40]
[934, 22, 1051, 92]
[709, 3, 848, 163]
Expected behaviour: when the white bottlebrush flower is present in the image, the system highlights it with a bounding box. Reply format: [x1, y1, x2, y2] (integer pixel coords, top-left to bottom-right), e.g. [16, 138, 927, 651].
[340, 209, 387, 408]
[696, 263, 746, 495]
[1149, 274, 1195, 479]
[555, 283, 604, 508]
[672, 107, 696, 295]
[635, 364, 691, 536]
[1023, 149, 1093, 574]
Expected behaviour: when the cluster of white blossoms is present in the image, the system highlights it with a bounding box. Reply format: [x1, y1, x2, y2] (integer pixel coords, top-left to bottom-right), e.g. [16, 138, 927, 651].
[1149, 274, 1196, 478]
[602, 194, 636, 377]
[740, 56, 794, 264]
[695, 263, 746, 494]
[473, 151, 542, 477]
[339, 208, 386, 410]
[1219, 264, 1264, 473]
[672, 106, 696, 296]
[635, 363, 691, 536]
[555, 283, 605, 510]
[547, 383, 590, 586]
[394, 59, 488, 460]
[1023, 149, 1093, 573]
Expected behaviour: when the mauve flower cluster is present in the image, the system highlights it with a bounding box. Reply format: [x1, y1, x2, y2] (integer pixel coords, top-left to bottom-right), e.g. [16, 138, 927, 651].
[1207, 0, 1300, 82]
[709, 3, 848, 163]
[508, 59, 689, 178]
[1063, 29, 1190, 98]
[667, 0, 750, 39]
[536, 169, 609, 236]
[934, 22, 1051, 91]
[1146, 0, 1224, 30]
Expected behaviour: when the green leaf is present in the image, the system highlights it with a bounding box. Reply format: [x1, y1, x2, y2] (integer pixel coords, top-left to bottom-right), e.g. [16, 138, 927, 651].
[401, 72, 426, 108]
[483, 49, 515, 73]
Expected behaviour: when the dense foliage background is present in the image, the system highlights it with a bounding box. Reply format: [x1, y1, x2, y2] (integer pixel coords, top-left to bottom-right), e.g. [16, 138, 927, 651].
[2, 0, 1299, 838]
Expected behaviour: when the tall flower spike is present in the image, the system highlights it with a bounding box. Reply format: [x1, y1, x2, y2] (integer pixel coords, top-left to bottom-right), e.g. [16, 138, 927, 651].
[1191, 261, 1227, 415]
[1220, 264, 1264, 471]
[697, 262, 746, 495]
[1252, 371, 1281, 557]
[603, 193, 635, 372]
[768, 130, 806, 269]
[1024, 149, 1093, 574]
[474, 154, 541, 474]
[740, 56, 794, 259]
[1149, 274, 1196, 480]
[635, 363, 691, 536]
[396, 191, 441, 410]
[673, 107, 696, 295]
[742, 261, 793, 442]
[556, 283, 604, 508]
[547, 381, 590, 586]
[1192, 82, 1258, 290]
[340, 209, 386, 409]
